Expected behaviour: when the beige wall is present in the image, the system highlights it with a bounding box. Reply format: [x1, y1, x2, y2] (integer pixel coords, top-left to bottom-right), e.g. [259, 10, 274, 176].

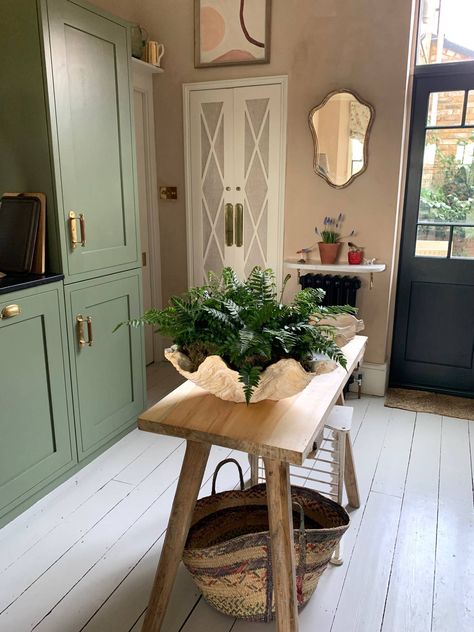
[92, 0, 414, 365]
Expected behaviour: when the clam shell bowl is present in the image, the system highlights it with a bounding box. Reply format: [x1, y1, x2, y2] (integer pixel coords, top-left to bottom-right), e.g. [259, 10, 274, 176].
[164, 347, 337, 404]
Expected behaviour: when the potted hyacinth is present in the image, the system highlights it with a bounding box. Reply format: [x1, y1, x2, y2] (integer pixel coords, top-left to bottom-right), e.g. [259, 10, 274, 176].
[315, 214, 356, 264]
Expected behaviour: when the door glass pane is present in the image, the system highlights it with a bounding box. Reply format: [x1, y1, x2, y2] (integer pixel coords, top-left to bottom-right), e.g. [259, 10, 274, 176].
[452, 226, 474, 257]
[427, 91, 464, 126]
[466, 91, 474, 125]
[415, 225, 450, 257]
[417, 0, 474, 65]
[419, 128, 474, 224]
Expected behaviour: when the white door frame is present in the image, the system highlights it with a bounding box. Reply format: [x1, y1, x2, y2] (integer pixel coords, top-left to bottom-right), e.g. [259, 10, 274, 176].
[183, 75, 288, 289]
[133, 60, 163, 362]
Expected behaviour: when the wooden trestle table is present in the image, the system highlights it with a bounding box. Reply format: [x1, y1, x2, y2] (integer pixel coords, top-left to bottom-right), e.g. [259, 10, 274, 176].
[138, 335, 368, 632]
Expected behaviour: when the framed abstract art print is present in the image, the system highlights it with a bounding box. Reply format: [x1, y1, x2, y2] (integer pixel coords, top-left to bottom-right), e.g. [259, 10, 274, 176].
[195, 0, 271, 67]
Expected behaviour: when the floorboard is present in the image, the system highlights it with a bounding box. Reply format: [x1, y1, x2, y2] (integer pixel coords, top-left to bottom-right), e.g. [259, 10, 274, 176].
[0, 363, 473, 632]
[432, 417, 474, 632]
[381, 413, 442, 632]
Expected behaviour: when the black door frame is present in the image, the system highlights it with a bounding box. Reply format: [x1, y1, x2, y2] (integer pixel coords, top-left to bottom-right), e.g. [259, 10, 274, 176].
[390, 60, 474, 397]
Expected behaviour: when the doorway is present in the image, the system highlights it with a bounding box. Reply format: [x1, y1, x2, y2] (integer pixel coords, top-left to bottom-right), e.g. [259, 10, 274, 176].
[391, 63, 474, 397]
[133, 61, 163, 366]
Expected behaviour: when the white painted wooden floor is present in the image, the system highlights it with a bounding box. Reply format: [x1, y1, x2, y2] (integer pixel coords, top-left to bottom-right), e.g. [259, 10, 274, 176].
[1, 363, 473, 632]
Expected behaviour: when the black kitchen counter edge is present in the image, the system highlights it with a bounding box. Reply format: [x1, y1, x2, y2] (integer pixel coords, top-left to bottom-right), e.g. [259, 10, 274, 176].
[0, 272, 64, 295]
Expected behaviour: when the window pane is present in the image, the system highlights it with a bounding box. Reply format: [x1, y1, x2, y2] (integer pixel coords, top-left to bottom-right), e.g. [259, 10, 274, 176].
[427, 91, 464, 126]
[451, 226, 474, 258]
[466, 91, 474, 125]
[419, 129, 474, 224]
[415, 224, 450, 257]
[417, 0, 474, 66]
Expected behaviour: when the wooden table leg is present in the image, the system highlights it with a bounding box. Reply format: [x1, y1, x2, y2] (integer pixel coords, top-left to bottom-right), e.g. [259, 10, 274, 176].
[263, 457, 299, 632]
[248, 454, 259, 486]
[142, 440, 211, 632]
[344, 433, 360, 508]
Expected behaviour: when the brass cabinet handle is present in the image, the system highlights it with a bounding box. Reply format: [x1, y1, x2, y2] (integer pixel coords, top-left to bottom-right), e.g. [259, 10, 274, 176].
[86, 316, 93, 346]
[79, 213, 86, 246]
[77, 315, 86, 346]
[225, 203, 234, 247]
[235, 203, 243, 247]
[1, 304, 21, 319]
[76, 315, 93, 347]
[69, 211, 86, 248]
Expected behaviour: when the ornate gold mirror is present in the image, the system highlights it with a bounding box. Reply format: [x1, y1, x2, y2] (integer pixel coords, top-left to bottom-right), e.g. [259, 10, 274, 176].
[309, 90, 375, 188]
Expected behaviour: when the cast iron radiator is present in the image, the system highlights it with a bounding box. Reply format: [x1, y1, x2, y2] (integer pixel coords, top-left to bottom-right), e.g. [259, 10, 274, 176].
[299, 274, 361, 307]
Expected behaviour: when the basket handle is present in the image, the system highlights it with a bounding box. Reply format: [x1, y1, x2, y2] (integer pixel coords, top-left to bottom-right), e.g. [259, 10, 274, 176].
[212, 458, 245, 495]
[292, 501, 306, 535]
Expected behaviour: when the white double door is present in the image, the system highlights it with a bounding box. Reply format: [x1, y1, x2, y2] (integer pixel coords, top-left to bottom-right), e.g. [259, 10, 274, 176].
[187, 80, 286, 286]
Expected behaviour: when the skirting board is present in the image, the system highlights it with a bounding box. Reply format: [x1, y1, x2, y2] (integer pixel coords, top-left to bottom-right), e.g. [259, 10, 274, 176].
[349, 362, 388, 397]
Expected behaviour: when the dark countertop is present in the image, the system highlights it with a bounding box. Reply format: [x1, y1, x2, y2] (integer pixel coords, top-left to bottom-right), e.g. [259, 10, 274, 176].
[0, 272, 64, 295]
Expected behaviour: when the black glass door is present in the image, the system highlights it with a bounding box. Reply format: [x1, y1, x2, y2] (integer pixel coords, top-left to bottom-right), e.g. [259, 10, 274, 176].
[391, 66, 474, 397]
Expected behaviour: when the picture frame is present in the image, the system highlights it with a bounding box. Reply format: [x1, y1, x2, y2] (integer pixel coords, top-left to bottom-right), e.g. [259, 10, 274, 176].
[195, 0, 271, 68]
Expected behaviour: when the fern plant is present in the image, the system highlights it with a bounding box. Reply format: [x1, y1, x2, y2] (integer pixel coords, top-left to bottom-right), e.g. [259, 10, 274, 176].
[119, 267, 355, 403]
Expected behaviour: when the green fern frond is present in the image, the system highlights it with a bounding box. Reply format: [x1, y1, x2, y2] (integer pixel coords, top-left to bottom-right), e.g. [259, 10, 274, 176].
[238, 365, 262, 404]
[203, 306, 233, 326]
[222, 267, 243, 291]
[222, 299, 243, 323]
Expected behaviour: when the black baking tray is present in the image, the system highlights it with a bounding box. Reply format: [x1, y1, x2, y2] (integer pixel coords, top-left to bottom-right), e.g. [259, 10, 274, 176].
[0, 196, 41, 273]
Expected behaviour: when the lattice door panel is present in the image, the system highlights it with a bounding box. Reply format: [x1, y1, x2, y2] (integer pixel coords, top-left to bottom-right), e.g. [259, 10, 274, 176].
[189, 90, 234, 285]
[234, 85, 282, 279]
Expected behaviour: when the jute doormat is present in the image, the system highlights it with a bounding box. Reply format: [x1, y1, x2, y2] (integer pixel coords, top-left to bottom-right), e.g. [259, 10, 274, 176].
[385, 388, 474, 421]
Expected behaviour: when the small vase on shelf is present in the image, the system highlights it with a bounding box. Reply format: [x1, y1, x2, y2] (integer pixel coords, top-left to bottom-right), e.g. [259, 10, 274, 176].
[347, 242, 364, 265]
[318, 242, 342, 265]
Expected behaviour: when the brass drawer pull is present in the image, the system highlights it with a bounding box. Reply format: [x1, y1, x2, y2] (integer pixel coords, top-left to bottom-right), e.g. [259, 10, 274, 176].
[1, 304, 21, 319]
[235, 203, 243, 248]
[69, 211, 86, 248]
[76, 315, 93, 347]
[225, 203, 234, 247]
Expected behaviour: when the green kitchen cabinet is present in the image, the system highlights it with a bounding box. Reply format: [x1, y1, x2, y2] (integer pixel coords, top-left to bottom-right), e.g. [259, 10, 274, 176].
[0, 0, 146, 525]
[0, 0, 140, 281]
[65, 270, 145, 460]
[46, 0, 140, 279]
[0, 283, 76, 526]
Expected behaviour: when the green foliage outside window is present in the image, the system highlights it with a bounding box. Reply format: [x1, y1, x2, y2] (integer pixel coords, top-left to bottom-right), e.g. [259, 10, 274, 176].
[420, 137, 474, 224]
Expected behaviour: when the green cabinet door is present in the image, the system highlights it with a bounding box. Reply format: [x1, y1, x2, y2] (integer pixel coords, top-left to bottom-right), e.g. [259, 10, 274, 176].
[0, 284, 76, 524]
[65, 271, 145, 459]
[46, 0, 139, 280]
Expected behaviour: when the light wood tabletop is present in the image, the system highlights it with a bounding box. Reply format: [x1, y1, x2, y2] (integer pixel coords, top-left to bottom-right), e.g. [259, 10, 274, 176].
[138, 335, 367, 632]
[139, 336, 367, 466]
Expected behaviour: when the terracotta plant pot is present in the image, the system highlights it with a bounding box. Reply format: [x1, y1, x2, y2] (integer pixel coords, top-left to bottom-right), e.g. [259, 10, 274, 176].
[348, 250, 364, 265]
[318, 242, 342, 265]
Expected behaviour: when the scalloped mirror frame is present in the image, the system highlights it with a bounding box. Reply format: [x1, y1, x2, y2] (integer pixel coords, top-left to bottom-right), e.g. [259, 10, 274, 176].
[309, 89, 375, 189]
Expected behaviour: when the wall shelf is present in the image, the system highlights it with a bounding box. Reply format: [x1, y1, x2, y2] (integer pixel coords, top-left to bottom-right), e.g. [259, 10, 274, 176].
[284, 259, 386, 274]
[131, 57, 164, 74]
[284, 259, 386, 289]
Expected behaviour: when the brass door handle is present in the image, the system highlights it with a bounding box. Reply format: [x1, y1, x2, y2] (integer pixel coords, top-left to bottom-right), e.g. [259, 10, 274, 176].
[225, 203, 234, 246]
[235, 203, 243, 247]
[1, 304, 21, 319]
[69, 211, 86, 248]
[76, 315, 93, 347]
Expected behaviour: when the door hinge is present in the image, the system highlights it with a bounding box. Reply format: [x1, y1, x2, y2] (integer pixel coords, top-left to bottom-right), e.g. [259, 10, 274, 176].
[142, 252, 147, 267]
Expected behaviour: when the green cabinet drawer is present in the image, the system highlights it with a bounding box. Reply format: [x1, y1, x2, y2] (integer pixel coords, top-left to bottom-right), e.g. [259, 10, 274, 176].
[65, 271, 145, 459]
[46, 0, 140, 280]
[0, 284, 76, 522]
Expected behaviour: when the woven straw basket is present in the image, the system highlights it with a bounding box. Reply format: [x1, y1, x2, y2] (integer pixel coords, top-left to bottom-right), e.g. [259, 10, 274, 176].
[183, 459, 350, 622]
